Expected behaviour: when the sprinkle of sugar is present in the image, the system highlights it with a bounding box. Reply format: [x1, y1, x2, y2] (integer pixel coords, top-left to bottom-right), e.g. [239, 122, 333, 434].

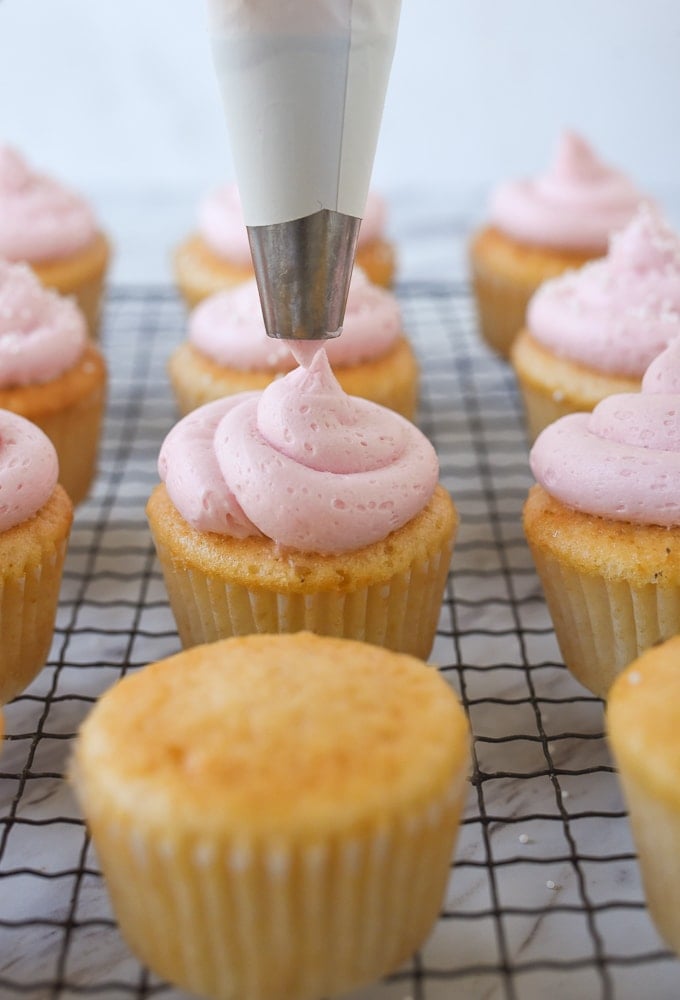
[546, 880, 559, 890]
[561, 790, 570, 800]
[627, 670, 642, 685]
[518, 833, 530, 845]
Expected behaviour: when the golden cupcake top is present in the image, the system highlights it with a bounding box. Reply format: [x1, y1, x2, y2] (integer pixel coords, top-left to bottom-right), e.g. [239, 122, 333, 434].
[73, 632, 469, 840]
[607, 636, 680, 805]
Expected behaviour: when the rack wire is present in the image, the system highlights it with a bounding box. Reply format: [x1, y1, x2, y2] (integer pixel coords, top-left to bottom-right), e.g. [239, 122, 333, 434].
[0, 282, 677, 1000]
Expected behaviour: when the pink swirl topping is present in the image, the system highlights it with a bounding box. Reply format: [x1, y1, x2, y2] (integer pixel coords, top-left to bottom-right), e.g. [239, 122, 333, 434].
[0, 147, 97, 262]
[0, 262, 87, 387]
[528, 206, 680, 376]
[198, 183, 387, 261]
[530, 338, 680, 526]
[489, 132, 642, 251]
[159, 350, 438, 553]
[0, 409, 58, 531]
[189, 267, 401, 371]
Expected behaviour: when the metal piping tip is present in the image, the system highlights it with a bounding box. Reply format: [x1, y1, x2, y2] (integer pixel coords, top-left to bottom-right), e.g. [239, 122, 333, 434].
[247, 209, 361, 340]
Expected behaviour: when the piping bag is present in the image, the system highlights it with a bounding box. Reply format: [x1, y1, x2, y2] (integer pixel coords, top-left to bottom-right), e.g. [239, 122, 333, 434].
[207, 0, 402, 340]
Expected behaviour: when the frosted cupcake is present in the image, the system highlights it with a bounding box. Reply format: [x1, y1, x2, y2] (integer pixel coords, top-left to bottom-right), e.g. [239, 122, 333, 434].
[147, 350, 457, 658]
[72, 631, 471, 1000]
[0, 146, 110, 337]
[174, 185, 396, 307]
[0, 410, 72, 704]
[524, 337, 680, 698]
[469, 132, 644, 358]
[512, 206, 680, 441]
[607, 638, 680, 956]
[168, 268, 419, 419]
[0, 262, 107, 506]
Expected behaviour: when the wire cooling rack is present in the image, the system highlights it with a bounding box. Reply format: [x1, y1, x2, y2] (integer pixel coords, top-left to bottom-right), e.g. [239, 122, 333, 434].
[0, 282, 678, 1000]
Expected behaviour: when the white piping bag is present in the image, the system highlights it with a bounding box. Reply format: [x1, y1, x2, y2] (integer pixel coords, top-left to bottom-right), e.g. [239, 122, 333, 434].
[207, 0, 402, 339]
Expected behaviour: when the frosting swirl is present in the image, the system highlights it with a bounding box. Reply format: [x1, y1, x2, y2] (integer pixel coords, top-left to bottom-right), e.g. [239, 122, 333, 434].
[189, 267, 401, 371]
[159, 350, 438, 553]
[0, 409, 58, 531]
[489, 132, 642, 251]
[0, 147, 97, 262]
[198, 183, 387, 261]
[0, 262, 87, 387]
[527, 206, 680, 376]
[530, 338, 680, 526]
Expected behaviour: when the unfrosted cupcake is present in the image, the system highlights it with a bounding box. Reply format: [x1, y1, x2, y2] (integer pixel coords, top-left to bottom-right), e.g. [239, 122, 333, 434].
[469, 132, 644, 358]
[524, 337, 680, 698]
[174, 184, 396, 307]
[168, 268, 419, 419]
[148, 350, 457, 658]
[512, 206, 680, 441]
[0, 146, 110, 337]
[607, 638, 680, 956]
[0, 262, 107, 506]
[0, 410, 72, 704]
[72, 631, 471, 1000]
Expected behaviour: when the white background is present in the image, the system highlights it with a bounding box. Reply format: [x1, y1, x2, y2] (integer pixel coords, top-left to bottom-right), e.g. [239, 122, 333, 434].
[1, 0, 679, 280]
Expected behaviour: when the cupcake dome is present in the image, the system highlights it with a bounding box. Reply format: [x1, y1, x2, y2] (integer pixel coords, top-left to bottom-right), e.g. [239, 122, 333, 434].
[512, 205, 680, 439]
[0, 146, 110, 336]
[168, 267, 419, 419]
[469, 131, 644, 358]
[607, 638, 680, 956]
[524, 337, 680, 696]
[72, 632, 470, 1000]
[149, 350, 456, 657]
[0, 261, 107, 505]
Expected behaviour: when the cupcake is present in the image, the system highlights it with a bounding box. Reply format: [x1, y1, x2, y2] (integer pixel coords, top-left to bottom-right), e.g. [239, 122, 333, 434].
[469, 132, 644, 358]
[0, 146, 110, 337]
[512, 206, 680, 441]
[174, 185, 396, 308]
[524, 337, 680, 698]
[72, 631, 471, 1000]
[607, 638, 680, 956]
[168, 268, 419, 420]
[147, 350, 457, 658]
[0, 410, 72, 704]
[0, 261, 107, 506]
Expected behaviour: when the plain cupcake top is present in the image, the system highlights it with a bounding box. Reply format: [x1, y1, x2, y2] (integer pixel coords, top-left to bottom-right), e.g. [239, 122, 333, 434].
[0, 409, 58, 531]
[608, 637, 680, 805]
[73, 632, 469, 838]
[489, 131, 643, 252]
[0, 146, 97, 262]
[0, 261, 87, 387]
[189, 266, 402, 371]
[527, 206, 680, 376]
[198, 182, 388, 264]
[530, 337, 680, 527]
[159, 348, 438, 553]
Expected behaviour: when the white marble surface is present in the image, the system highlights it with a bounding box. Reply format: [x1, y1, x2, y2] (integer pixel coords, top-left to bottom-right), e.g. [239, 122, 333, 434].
[1, 190, 680, 999]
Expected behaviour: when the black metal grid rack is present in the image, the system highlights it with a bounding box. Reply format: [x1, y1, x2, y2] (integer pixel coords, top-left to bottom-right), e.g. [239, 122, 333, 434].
[0, 283, 677, 1000]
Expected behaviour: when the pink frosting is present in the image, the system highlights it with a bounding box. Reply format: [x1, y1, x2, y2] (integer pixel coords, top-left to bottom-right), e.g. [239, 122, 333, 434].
[0, 147, 97, 262]
[530, 338, 680, 526]
[489, 132, 642, 251]
[0, 262, 87, 387]
[198, 184, 387, 262]
[527, 206, 680, 376]
[0, 409, 58, 531]
[189, 267, 401, 371]
[159, 350, 438, 553]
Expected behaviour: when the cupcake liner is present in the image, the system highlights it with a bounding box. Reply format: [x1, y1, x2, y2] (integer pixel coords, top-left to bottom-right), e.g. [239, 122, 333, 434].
[84, 776, 467, 1000]
[528, 547, 680, 698]
[470, 258, 536, 359]
[616, 771, 680, 955]
[513, 376, 576, 443]
[153, 533, 453, 660]
[0, 491, 72, 704]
